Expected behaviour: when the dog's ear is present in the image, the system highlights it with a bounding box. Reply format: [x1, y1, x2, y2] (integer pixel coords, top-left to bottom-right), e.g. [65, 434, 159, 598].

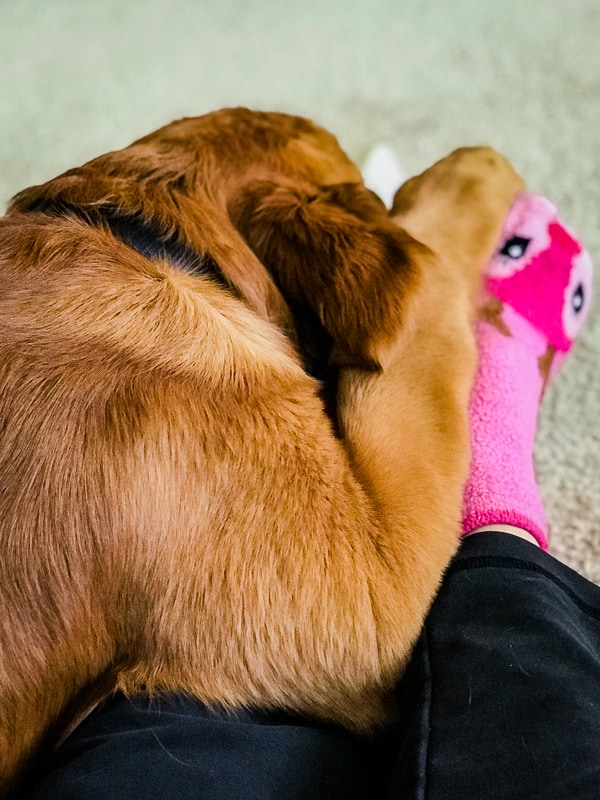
[228, 179, 428, 370]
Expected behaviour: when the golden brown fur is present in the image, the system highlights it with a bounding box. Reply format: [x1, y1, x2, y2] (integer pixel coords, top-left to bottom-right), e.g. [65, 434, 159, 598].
[0, 108, 524, 794]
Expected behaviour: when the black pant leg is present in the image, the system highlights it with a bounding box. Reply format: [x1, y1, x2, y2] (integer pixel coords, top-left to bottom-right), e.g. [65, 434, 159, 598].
[388, 532, 600, 800]
[26, 695, 380, 800]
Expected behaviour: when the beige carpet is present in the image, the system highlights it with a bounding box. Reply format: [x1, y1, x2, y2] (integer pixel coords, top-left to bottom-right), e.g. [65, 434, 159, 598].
[1, 0, 599, 582]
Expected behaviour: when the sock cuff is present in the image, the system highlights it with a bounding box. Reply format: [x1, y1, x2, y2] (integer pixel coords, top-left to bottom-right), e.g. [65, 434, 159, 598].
[462, 509, 549, 550]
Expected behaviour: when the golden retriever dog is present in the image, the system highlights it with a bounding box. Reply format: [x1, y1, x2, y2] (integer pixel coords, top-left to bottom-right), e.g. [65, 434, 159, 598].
[0, 107, 523, 794]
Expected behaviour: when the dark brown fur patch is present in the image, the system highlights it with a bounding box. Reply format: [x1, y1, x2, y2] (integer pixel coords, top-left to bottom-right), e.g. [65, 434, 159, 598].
[479, 295, 512, 336]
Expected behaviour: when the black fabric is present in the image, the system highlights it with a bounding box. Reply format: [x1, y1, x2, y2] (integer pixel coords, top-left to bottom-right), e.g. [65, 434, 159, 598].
[387, 532, 600, 800]
[26, 533, 600, 799]
[24, 697, 378, 800]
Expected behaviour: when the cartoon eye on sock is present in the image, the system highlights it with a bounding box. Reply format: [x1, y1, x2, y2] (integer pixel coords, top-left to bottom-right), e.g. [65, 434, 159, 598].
[499, 236, 531, 260]
[562, 248, 593, 343]
[485, 193, 593, 354]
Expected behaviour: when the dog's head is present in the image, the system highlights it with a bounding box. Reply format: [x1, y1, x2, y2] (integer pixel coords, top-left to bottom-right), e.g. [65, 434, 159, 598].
[8, 108, 427, 377]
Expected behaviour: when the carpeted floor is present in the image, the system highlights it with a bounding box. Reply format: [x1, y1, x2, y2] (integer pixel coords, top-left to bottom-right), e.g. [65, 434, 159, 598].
[1, 0, 598, 582]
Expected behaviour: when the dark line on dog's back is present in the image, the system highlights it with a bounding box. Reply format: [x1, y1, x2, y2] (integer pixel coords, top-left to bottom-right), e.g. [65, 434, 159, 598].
[27, 199, 234, 293]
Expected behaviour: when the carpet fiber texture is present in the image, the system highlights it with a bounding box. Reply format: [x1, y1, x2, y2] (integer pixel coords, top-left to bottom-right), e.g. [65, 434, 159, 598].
[1, 0, 598, 581]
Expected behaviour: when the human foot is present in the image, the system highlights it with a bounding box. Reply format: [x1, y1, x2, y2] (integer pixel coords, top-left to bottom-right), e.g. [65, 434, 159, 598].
[462, 193, 593, 550]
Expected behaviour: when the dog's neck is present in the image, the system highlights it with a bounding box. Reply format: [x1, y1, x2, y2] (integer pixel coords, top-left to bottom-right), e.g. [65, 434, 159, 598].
[26, 198, 235, 293]
[26, 196, 339, 409]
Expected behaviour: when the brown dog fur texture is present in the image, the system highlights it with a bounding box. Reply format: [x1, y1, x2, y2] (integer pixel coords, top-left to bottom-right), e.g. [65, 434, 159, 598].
[0, 108, 524, 793]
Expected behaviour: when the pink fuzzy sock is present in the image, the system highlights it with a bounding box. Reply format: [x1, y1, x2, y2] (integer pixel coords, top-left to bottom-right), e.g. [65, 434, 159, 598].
[462, 193, 593, 549]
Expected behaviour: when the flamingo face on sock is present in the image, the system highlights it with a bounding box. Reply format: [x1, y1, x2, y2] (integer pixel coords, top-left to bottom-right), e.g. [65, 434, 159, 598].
[485, 193, 593, 354]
